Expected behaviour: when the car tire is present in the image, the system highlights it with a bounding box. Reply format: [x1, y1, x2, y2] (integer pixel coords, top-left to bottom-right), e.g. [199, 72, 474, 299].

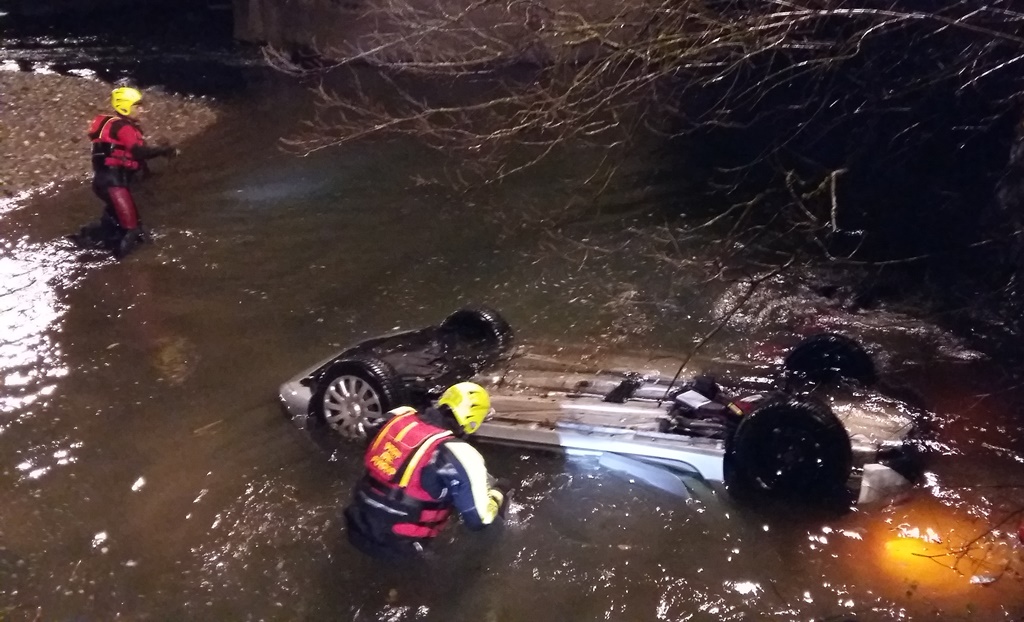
[310, 356, 407, 440]
[783, 333, 876, 386]
[725, 397, 852, 501]
[440, 306, 514, 353]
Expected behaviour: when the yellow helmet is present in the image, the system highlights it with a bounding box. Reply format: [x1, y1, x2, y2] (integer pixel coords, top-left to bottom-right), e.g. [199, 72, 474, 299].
[437, 382, 492, 434]
[111, 87, 143, 116]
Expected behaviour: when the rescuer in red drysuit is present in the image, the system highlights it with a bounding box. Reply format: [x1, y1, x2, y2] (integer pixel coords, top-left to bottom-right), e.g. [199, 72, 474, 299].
[344, 382, 512, 559]
[71, 87, 177, 259]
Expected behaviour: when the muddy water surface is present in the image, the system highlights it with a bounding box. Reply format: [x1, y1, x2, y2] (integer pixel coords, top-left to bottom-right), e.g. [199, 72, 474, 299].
[1, 75, 1023, 621]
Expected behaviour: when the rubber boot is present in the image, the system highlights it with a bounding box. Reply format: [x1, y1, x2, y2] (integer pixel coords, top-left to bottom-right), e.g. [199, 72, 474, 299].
[68, 221, 108, 249]
[114, 228, 143, 259]
[137, 222, 152, 244]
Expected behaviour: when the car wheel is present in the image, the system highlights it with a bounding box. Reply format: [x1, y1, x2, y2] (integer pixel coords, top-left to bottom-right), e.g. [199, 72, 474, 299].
[440, 306, 514, 353]
[783, 333, 876, 386]
[725, 397, 852, 501]
[310, 357, 406, 440]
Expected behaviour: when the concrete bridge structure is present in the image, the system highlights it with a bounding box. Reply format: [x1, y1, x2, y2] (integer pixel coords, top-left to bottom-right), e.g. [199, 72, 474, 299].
[2, 0, 122, 14]
[1, 0, 406, 50]
[3, 0, 589, 58]
[2, 0, 230, 16]
[231, 0, 369, 48]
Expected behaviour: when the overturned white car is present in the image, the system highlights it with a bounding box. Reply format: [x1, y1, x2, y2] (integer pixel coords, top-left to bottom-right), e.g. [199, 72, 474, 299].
[279, 307, 925, 505]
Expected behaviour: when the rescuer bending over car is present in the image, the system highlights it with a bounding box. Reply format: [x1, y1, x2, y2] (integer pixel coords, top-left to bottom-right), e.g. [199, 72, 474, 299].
[344, 382, 511, 559]
[70, 87, 178, 259]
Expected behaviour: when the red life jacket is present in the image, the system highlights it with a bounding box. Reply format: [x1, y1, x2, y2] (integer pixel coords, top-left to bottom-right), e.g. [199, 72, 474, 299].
[359, 410, 454, 539]
[88, 114, 143, 171]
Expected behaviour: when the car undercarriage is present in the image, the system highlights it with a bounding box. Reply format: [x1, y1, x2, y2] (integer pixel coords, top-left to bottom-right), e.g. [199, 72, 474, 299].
[280, 307, 925, 505]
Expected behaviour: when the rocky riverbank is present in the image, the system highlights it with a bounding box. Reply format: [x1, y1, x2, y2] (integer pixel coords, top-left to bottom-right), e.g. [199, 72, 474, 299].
[0, 70, 220, 200]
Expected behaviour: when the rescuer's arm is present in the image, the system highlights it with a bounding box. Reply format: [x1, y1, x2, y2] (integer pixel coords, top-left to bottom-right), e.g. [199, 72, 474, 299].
[117, 125, 177, 160]
[436, 441, 507, 530]
[132, 143, 178, 160]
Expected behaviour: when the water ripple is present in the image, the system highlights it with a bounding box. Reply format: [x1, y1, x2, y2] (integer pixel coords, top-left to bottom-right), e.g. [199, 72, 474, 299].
[0, 238, 81, 422]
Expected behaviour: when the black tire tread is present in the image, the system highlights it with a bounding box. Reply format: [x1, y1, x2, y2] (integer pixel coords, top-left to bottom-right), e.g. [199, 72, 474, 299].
[726, 396, 853, 500]
[784, 333, 876, 385]
[440, 306, 514, 353]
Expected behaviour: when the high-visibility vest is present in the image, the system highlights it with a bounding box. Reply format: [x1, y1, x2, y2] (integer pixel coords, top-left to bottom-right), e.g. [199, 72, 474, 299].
[358, 410, 454, 539]
[88, 114, 142, 171]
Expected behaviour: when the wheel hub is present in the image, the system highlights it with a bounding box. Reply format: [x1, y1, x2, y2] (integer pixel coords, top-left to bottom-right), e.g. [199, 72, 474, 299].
[321, 374, 384, 440]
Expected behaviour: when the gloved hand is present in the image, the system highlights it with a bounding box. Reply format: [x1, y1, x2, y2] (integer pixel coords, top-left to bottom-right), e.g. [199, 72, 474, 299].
[486, 478, 514, 520]
[164, 146, 180, 159]
[486, 488, 504, 518]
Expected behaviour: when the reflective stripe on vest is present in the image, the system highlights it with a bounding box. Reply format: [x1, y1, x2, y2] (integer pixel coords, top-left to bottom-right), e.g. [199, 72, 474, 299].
[365, 412, 453, 486]
[398, 430, 453, 487]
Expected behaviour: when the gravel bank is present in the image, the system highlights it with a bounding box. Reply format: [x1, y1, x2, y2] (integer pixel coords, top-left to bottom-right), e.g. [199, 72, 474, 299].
[0, 71, 220, 200]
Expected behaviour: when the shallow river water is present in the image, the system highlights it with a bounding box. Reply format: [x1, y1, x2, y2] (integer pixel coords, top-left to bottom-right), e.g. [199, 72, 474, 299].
[2, 25, 1024, 622]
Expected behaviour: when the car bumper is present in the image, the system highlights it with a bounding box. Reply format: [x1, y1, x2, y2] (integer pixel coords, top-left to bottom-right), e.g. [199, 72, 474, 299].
[279, 375, 313, 427]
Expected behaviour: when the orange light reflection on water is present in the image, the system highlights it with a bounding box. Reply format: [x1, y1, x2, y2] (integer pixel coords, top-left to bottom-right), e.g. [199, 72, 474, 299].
[847, 494, 1023, 604]
[881, 535, 966, 592]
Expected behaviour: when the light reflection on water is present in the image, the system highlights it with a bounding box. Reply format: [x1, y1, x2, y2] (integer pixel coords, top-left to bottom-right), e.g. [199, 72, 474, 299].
[0, 237, 76, 420]
[14, 439, 82, 481]
[0, 182, 56, 216]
